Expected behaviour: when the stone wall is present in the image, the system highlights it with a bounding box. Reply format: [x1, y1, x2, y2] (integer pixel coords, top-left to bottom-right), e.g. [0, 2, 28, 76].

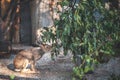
[30, 0, 54, 44]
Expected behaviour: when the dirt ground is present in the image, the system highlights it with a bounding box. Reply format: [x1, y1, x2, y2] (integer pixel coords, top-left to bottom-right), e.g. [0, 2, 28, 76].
[0, 47, 74, 80]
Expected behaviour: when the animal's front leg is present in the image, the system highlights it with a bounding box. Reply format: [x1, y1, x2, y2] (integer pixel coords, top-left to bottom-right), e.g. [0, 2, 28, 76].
[30, 61, 40, 73]
[30, 60, 36, 72]
[20, 59, 30, 73]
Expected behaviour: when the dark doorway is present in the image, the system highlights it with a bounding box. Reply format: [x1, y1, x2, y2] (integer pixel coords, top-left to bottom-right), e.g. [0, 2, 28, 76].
[20, 2, 32, 45]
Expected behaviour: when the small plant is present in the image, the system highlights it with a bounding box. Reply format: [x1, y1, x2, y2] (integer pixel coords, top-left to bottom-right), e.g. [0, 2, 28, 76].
[9, 74, 15, 80]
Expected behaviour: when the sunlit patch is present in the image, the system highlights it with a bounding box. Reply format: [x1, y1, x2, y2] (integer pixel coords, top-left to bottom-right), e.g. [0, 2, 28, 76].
[16, 7, 20, 13]
[36, 28, 46, 38]
[6, 0, 11, 3]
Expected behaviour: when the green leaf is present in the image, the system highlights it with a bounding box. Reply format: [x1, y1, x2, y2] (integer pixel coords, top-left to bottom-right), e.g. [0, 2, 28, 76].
[10, 75, 15, 80]
[84, 66, 90, 73]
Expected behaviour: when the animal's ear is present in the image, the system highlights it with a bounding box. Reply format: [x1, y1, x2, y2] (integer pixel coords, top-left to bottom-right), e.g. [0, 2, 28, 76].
[39, 43, 46, 49]
[40, 43, 52, 52]
[45, 45, 52, 49]
[45, 45, 52, 52]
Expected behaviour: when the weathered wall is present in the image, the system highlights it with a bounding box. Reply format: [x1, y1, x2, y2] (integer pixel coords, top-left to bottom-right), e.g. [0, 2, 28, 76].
[30, 0, 54, 44]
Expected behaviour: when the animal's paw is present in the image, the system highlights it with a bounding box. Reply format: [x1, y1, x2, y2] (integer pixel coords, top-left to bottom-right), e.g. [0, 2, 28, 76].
[20, 69, 31, 73]
[30, 69, 40, 74]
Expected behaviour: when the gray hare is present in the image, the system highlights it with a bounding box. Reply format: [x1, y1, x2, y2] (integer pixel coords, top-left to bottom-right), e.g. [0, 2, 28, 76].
[13, 44, 52, 73]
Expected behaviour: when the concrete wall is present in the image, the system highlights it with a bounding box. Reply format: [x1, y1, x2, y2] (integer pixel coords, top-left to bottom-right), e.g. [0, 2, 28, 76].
[30, 0, 54, 44]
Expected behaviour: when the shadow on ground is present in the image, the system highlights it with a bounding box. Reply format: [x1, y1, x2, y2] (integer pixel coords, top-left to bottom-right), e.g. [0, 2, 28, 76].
[0, 51, 74, 80]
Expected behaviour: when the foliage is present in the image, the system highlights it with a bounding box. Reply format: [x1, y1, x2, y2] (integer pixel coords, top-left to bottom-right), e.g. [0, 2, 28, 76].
[111, 74, 120, 80]
[42, 0, 120, 79]
[9, 74, 15, 80]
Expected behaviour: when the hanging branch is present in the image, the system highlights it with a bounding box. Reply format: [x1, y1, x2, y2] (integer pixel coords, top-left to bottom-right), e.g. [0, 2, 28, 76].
[2, 0, 15, 20]
[3, 1, 17, 35]
[0, 0, 18, 41]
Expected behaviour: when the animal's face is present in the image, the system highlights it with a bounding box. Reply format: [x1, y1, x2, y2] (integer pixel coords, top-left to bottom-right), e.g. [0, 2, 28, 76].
[40, 44, 52, 53]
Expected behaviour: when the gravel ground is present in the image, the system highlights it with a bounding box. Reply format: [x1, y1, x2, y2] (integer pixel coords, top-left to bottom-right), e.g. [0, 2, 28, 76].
[0, 51, 74, 80]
